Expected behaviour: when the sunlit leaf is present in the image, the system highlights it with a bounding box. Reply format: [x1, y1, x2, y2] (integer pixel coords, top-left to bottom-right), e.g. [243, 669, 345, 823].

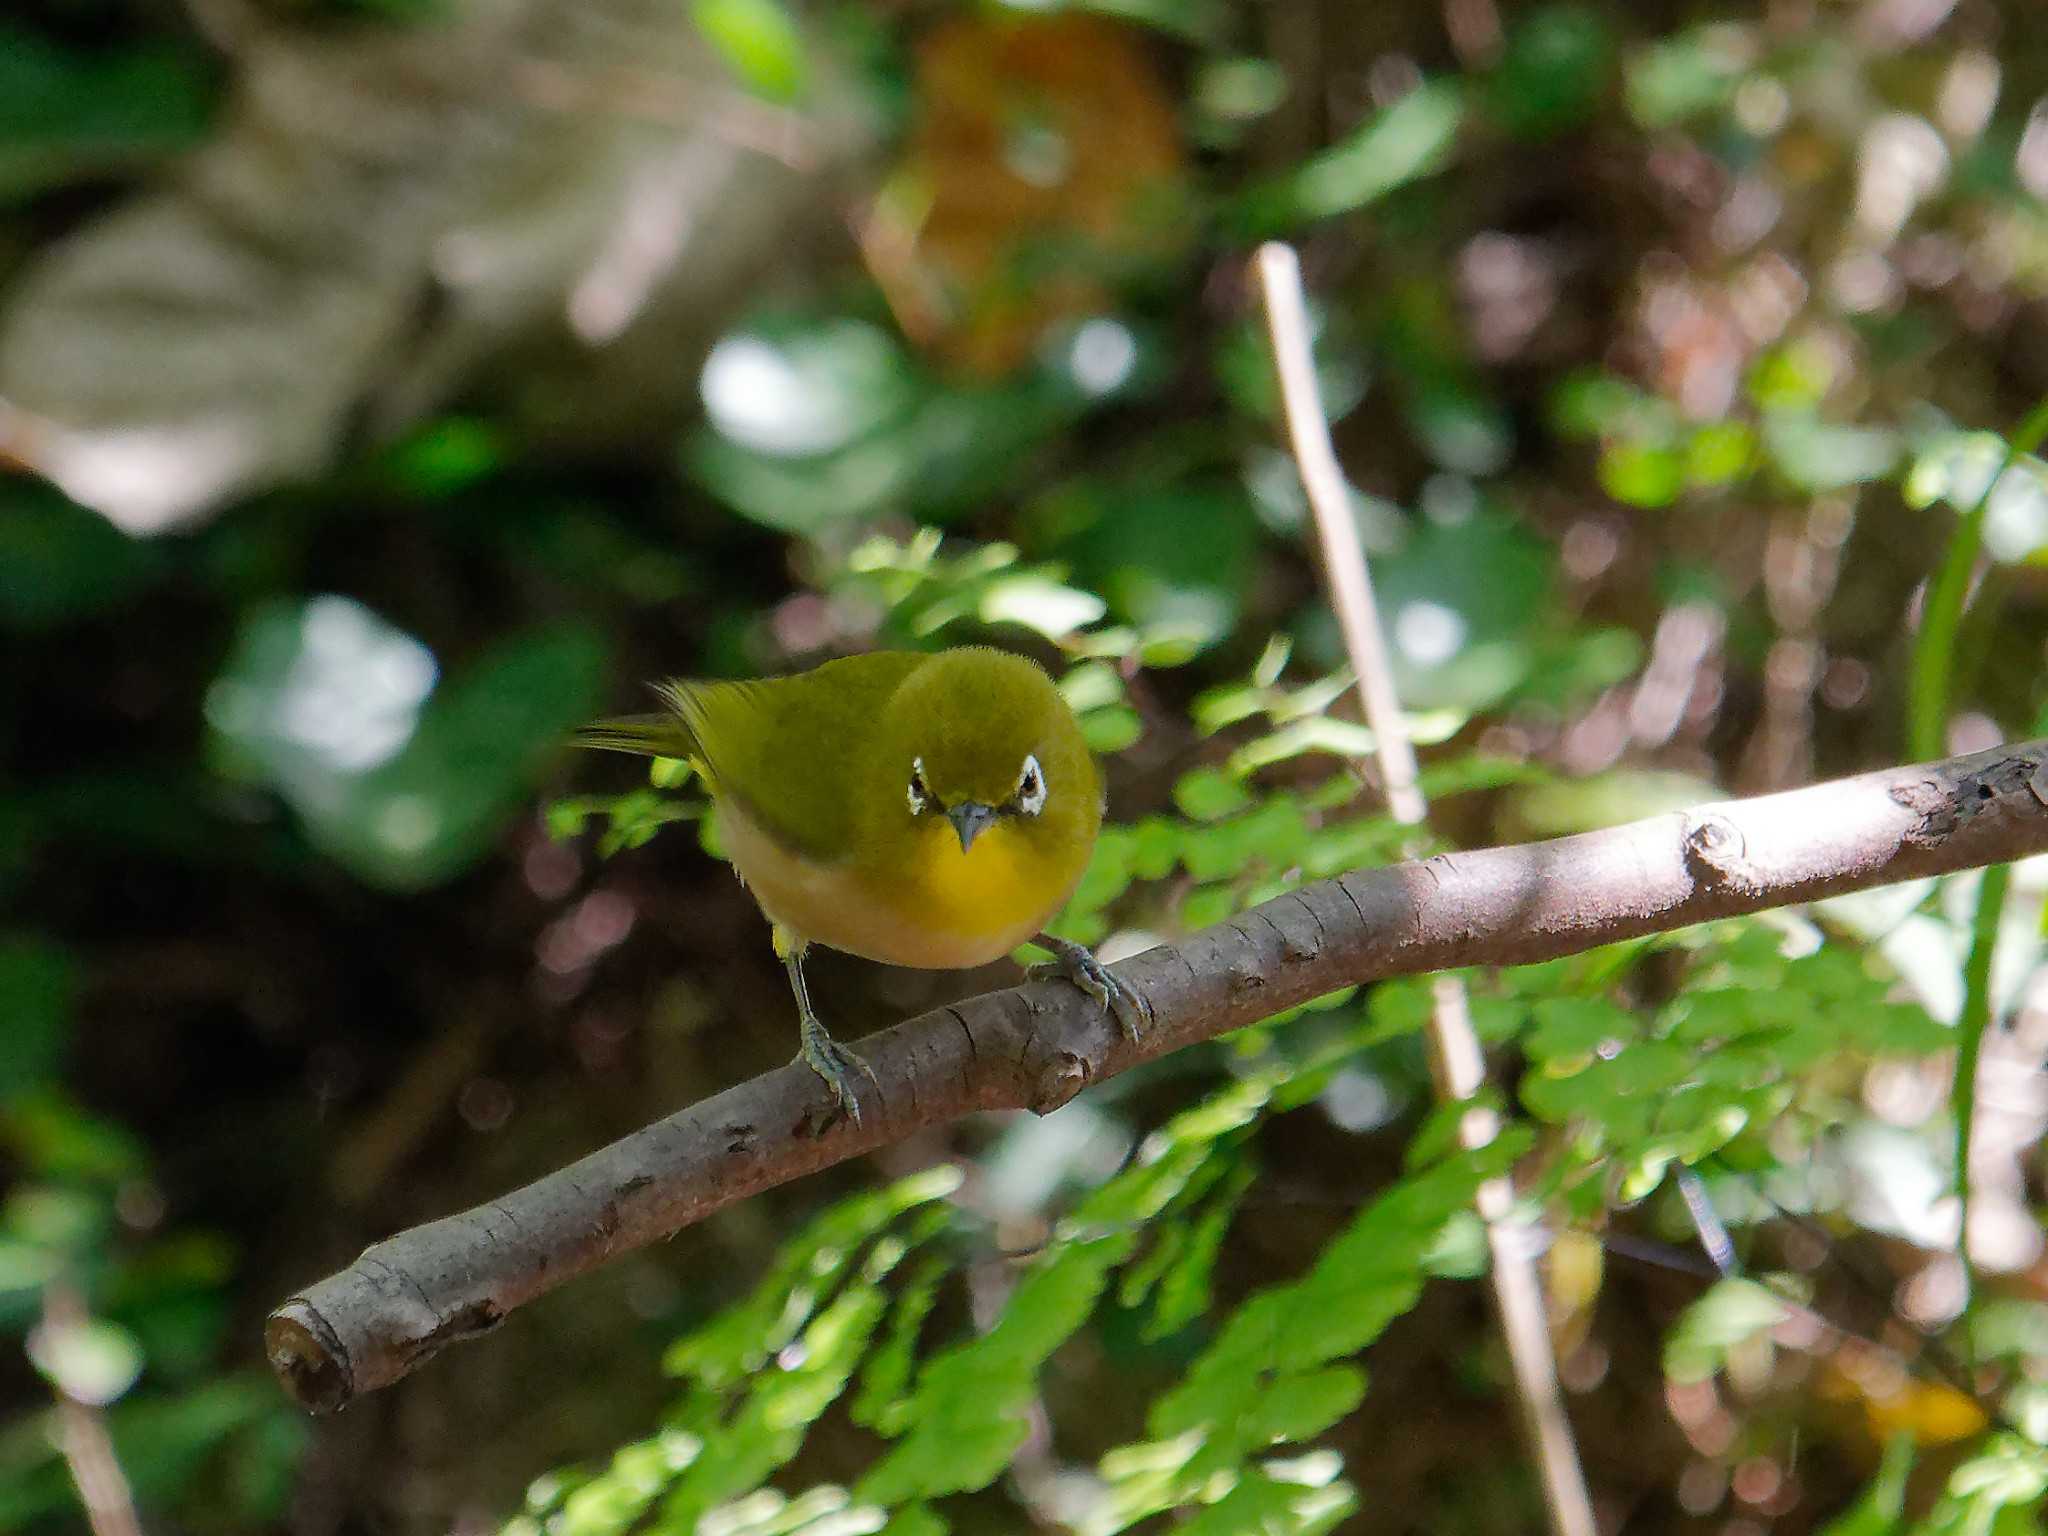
[28, 1315, 143, 1406]
[1245, 80, 1465, 229]
[856, 1235, 1131, 1503]
[1059, 486, 1260, 658]
[1663, 1277, 1790, 1384]
[692, 0, 809, 102]
[1599, 441, 1686, 507]
[1625, 25, 1753, 127]
[208, 600, 605, 890]
[1762, 417, 1899, 492]
[1364, 510, 1554, 712]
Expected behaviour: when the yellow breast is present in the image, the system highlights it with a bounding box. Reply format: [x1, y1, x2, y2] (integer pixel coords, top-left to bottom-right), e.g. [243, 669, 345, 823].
[908, 819, 1073, 938]
[717, 801, 1081, 970]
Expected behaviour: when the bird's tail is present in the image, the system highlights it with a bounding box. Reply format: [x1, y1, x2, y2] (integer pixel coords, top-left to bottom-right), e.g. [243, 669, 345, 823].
[569, 712, 698, 758]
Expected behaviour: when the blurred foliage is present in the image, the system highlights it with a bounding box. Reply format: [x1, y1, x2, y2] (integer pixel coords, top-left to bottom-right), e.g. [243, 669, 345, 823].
[10, 0, 2048, 1533]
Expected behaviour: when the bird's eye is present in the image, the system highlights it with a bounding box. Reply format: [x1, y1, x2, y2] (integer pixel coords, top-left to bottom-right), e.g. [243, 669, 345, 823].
[1015, 754, 1046, 817]
[907, 757, 931, 817]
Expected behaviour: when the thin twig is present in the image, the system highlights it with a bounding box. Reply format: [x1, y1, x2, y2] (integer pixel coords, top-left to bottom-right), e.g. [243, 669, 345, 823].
[39, 1289, 144, 1536]
[1253, 240, 1597, 1536]
[267, 737, 2048, 1411]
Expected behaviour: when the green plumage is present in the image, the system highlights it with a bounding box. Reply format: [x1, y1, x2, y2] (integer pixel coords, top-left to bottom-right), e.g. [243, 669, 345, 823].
[575, 652, 929, 861]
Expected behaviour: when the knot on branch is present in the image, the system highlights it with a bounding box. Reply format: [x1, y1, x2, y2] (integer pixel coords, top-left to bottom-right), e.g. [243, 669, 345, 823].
[1683, 813, 1764, 895]
[1029, 1051, 1093, 1114]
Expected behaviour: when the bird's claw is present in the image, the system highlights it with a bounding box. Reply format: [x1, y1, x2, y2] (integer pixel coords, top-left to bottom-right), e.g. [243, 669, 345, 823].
[1028, 935, 1150, 1045]
[796, 1016, 878, 1128]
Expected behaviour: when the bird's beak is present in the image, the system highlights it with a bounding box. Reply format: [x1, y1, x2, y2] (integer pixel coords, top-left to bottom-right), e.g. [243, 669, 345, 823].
[946, 801, 998, 854]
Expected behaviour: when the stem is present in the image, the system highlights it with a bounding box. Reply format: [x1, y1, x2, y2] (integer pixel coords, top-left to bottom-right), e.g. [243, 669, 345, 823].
[1905, 400, 2048, 1320]
[1907, 398, 2048, 760]
[1954, 860, 2010, 1315]
[40, 1289, 144, 1536]
[1253, 240, 1597, 1536]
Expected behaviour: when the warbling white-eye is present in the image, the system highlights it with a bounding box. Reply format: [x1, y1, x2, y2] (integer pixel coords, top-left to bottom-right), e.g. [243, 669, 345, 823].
[574, 646, 1148, 1122]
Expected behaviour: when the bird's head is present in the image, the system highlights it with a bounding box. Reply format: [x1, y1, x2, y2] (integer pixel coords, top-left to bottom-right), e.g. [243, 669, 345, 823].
[877, 648, 1096, 858]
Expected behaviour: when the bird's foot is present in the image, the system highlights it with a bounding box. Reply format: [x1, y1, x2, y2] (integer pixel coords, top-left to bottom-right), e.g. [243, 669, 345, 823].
[1028, 933, 1150, 1044]
[796, 1013, 879, 1128]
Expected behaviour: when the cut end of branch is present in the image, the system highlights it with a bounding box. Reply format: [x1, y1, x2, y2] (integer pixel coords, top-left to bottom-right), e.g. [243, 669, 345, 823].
[266, 1301, 352, 1415]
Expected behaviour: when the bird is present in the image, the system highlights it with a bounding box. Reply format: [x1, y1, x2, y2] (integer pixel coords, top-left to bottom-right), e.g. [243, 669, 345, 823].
[572, 646, 1148, 1124]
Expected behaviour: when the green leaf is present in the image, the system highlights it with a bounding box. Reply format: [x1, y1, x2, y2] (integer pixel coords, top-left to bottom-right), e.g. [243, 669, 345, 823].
[692, 0, 808, 102]
[666, 1168, 960, 1389]
[1229, 717, 1409, 777]
[1128, 1162, 1259, 1340]
[1663, 1277, 1789, 1384]
[207, 600, 605, 890]
[876, 1505, 948, 1536]
[1366, 510, 1555, 712]
[1599, 441, 1686, 508]
[1059, 486, 1260, 658]
[1904, 430, 2007, 511]
[0, 486, 165, 628]
[1506, 768, 1717, 836]
[1819, 1433, 1913, 1536]
[1908, 432, 2048, 564]
[851, 1256, 948, 1435]
[0, 938, 73, 1102]
[1625, 26, 1751, 127]
[2, 1096, 147, 1184]
[1175, 1468, 1358, 1536]
[979, 576, 1108, 638]
[1525, 997, 1635, 1061]
[1173, 767, 1256, 822]
[1551, 369, 1673, 440]
[1686, 421, 1758, 487]
[1762, 417, 1900, 492]
[690, 323, 1085, 533]
[659, 1285, 889, 1528]
[856, 1234, 1131, 1504]
[1245, 1365, 1367, 1441]
[1245, 79, 1465, 229]
[1080, 705, 1144, 754]
[1488, 6, 1614, 139]
[1117, 1134, 1530, 1522]
[0, 26, 213, 200]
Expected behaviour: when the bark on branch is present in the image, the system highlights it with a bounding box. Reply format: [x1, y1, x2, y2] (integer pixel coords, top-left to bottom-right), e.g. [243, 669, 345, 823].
[267, 739, 2048, 1412]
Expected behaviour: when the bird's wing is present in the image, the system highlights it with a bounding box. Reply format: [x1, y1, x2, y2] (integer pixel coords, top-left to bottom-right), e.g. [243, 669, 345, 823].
[664, 652, 930, 863]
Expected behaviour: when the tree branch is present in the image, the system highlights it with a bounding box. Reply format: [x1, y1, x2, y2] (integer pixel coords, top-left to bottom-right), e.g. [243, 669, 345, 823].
[267, 739, 2048, 1412]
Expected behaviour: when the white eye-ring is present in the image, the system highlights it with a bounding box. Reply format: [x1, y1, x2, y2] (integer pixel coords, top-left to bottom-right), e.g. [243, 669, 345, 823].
[907, 757, 930, 817]
[1015, 754, 1046, 816]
